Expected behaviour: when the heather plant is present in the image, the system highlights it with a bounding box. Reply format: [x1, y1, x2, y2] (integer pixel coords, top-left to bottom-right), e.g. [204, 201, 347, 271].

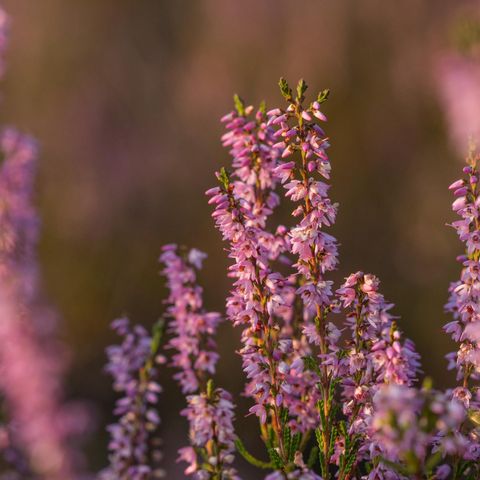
[98, 77, 480, 479]
[0, 4, 479, 480]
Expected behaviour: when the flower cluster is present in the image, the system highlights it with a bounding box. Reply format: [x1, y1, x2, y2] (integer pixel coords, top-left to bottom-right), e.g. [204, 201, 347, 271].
[2, 21, 480, 476]
[160, 244, 222, 394]
[101, 318, 165, 480]
[207, 91, 324, 480]
[178, 386, 238, 480]
[337, 272, 420, 423]
[370, 383, 478, 479]
[0, 128, 39, 294]
[205, 80, 422, 479]
[445, 147, 480, 393]
[0, 122, 81, 479]
[160, 245, 238, 479]
[0, 0, 479, 472]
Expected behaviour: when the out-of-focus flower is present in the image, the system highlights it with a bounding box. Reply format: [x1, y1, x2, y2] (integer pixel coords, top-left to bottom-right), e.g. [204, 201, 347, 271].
[436, 55, 480, 156]
[100, 318, 165, 480]
[0, 127, 82, 479]
[370, 384, 468, 477]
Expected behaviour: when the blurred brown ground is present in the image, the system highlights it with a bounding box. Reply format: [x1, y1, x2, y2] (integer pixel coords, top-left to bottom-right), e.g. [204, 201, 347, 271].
[0, 0, 478, 477]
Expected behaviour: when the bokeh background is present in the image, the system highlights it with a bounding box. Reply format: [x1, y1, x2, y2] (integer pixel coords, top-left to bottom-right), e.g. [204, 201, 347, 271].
[0, 0, 479, 477]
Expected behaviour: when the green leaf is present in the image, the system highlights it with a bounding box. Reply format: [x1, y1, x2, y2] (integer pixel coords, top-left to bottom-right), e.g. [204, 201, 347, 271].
[289, 432, 301, 461]
[379, 457, 410, 476]
[206, 379, 214, 399]
[328, 425, 338, 460]
[343, 449, 358, 477]
[217, 167, 230, 189]
[150, 319, 165, 355]
[259, 100, 267, 115]
[233, 94, 246, 116]
[267, 446, 284, 469]
[425, 450, 443, 474]
[317, 89, 330, 104]
[317, 400, 327, 428]
[422, 376, 433, 391]
[469, 408, 480, 426]
[234, 438, 273, 469]
[283, 426, 292, 460]
[303, 355, 322, 376]
[280, 408, 289, 426]
[279, 77, 293, 101]
[315, 427, 324, 451]
[307, 446, 318, 469]
[296, 78, 308, 102]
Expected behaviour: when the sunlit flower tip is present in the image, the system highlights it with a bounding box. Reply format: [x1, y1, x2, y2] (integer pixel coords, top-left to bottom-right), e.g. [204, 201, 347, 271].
[220, 112, 234, 123]
[453, 187, 468, 197]
[452, 196, 467, 211]
[313, 110, 327, 121]
[205, 186, 221, 196]
[301, 111, 312, 121]
[248, 404, 267, 424]
[177, 447, 197, 475]
[282, 145, 293, 158]
[449, 179, 464, 190]
[187, 248, 207, 269]
[245, 105, 254, 115]
[462, 322, 480, 342]
[272, 114, 288, 125]
[267, 108, 282, 117]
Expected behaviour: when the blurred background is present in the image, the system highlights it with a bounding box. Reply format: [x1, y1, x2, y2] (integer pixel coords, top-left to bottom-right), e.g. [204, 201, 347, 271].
[0, 0, 479, 477]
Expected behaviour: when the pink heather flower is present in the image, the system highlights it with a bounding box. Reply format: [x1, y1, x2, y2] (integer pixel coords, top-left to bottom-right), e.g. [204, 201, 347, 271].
[208, 96, 320, 473]
[445, 149, 480, 389]
[0, 128, 39, 292]
[0, 7, 9, 80]
[101, 318, 165, 480]
[0, 128, 82, 479]
[263, 82, 343, 473]
[267, 93, 339, 349]
[179, 388, 239, 479]
[336, 272, 420, 469]
[160, 244, 222, 394]
[436, 55, 480, 156]
[370, 385, 467, 475]
[0, 295, 78, 479]
[160, 245, 238, 479]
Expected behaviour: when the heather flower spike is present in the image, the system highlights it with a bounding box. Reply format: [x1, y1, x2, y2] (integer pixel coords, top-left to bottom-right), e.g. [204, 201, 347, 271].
[370, 381, 476, 479]
[267, 78, 342, 478]
[101, 318, 166, 480]
[336, 272, 420, 472]
[208, 81, 328, 477]
[160, 245, 239, 479]
[445, 145, 480, 393]
[0, 13, 83, 476]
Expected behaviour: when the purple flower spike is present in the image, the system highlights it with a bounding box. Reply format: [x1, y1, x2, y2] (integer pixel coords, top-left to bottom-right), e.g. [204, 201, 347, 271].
[336, 272, 420, 467]
[160, 244, 223, 394]
[101, 318, 166, 480]
[445, 148, 480, 391]
[160, 245, 239, 478]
